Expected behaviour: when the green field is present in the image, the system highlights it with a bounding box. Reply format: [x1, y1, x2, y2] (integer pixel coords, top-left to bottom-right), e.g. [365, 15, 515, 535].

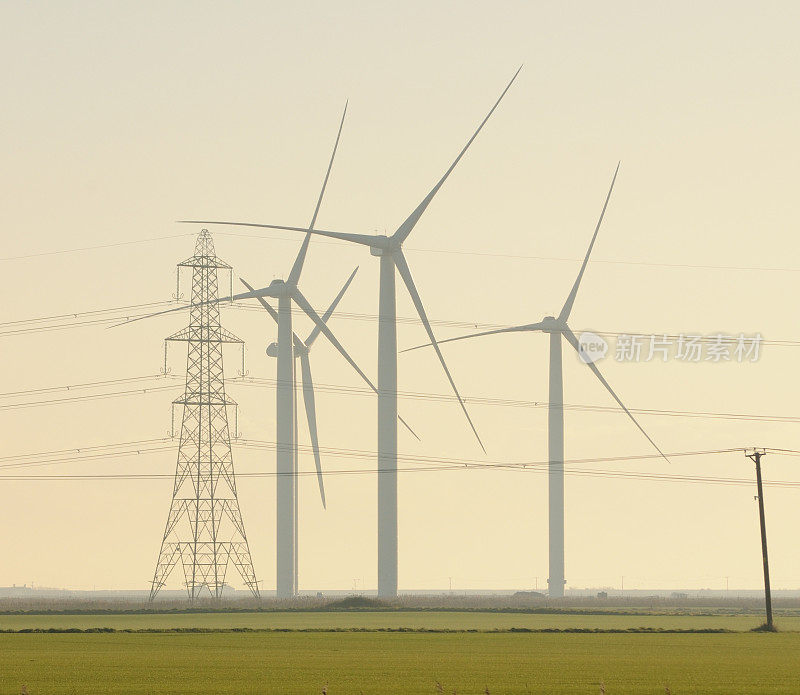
[0, 610, 796, 632]
[1, 631, 798, 694]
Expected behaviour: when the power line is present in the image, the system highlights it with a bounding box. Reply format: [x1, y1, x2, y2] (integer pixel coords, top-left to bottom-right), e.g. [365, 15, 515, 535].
[5, 437, 724, 471]
[0, 383, 179, 411]
[3, 228, 799, 274]
[0, 300, 176, 328]
[0, 300, 178, 337]
[2, 298, 795, 350]
[1, 456, 798, 488]
[231, 375, 800, 424]
[2, 440, 799, 489]
[0, 234, 195, 262]
[761, 448, 800, 457]
[0, 438, 728, 470]
[213, 230, 800, 274]
[0, 374, 178, 400]
[0, 438, 171, 463]
[230, 303, 794, 346]
[236, 440, 741, 470]
[0, 316, 146, 337]
[2, 372, 799, 425]
[0, 439, 173, 470]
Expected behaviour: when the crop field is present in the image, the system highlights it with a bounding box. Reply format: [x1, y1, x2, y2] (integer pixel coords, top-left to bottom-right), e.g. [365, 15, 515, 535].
[0, 609, 798, 632]
[1, 631, 799, 694]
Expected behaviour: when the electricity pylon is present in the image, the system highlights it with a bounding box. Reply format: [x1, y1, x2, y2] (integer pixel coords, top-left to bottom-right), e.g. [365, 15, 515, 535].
[149, 229, 259, 600]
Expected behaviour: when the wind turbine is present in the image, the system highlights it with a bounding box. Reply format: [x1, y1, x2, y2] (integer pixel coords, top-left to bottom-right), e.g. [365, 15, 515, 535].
[242, 268, 356, 592]
[404, 163, 668, 598]
[238, 102, 347, 598]
[181, 68, 522, 596]
[241, 266, 359, 510]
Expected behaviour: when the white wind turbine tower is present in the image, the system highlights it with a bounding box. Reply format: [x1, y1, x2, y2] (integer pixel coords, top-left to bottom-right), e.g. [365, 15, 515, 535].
[241, 267, 357, 589]
[182, 67, 522, 597]
[255, 104, 349, 598]
[242, 267, 359, 511]
[405, 163, 668, 598]
[125, 103, 416, 597]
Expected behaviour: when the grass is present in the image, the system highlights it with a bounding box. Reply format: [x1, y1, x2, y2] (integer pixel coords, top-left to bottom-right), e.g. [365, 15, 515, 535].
[1, 631, 798, 694]
[0, 610, 795, 631]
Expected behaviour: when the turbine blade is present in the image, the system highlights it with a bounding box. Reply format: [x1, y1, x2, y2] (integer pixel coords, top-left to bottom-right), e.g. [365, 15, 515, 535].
[563, 326, 669, 462]
[308, 101, 348, 233]
[239, 278, 305, 353]
[401, 322, 547, 353]
[111, 286, 261, 327]
[177, 221, 378, 248]
[111, 301, 193, 327]
[391, 66, 522, 245]
[305, 266, 359, 348]
[397, 413, 420, 441]
[299, 352, 326, 509]
[288, 101, 348, 287]
[558, 162, 620, 322]
[394, 251, 485, 452]
[291, 286, 419, 441]
[229, 285, 282, 302]
[292, 288, 372, 387]
[239, 279, 279, 324]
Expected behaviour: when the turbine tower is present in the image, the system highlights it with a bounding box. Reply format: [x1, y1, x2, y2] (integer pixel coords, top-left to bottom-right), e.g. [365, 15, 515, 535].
[182, 68, 521, 596]
[405, 164, 668, 598]
[239, 267, 366, 595]
[244, 266, 359, 510]
[150, 229, 259, 600]
[243, 103, 347, 598]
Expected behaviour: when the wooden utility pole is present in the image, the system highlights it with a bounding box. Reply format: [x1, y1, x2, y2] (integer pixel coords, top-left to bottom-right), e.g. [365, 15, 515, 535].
[745, 448, 774, 630]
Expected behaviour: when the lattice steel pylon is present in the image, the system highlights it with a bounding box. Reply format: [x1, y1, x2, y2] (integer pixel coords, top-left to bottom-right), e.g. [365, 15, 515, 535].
[149, 229, 260, 600]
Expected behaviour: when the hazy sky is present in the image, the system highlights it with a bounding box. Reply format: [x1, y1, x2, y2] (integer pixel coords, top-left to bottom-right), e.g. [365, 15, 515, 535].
[2, 1, 800, 592]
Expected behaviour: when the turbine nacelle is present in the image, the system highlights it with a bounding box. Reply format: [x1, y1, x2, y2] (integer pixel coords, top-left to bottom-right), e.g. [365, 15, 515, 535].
[369, 235, 394, 256]
[267, 340, 309, 358]
[267, 278, 291, 296]
[540, 316, 565, 334]
[236, 277, 288, 302]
